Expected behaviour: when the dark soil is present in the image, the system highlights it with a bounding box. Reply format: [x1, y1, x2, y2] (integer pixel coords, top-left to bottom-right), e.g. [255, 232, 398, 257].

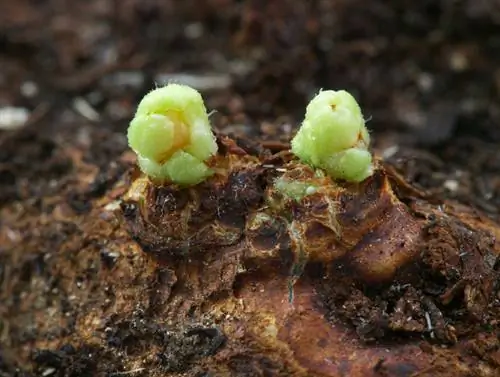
[1, 1, 500, 376]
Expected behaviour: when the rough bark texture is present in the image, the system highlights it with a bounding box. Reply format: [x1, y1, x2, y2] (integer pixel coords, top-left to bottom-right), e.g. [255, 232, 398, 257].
[2, 132, 499, 377]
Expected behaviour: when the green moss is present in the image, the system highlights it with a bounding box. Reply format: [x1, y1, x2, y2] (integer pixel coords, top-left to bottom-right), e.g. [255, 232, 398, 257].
[274, 176, 317, 201]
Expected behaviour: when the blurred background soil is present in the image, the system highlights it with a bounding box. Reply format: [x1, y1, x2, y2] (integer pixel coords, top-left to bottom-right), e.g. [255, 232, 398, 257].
[1, 0, 500, 215]
[1, 0, 500, 375]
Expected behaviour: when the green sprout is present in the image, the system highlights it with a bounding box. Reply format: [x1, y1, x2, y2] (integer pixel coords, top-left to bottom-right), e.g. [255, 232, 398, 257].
[291, 90, 373, 182]
[127, 84, 218, 185]
[274, 177, 317, 202]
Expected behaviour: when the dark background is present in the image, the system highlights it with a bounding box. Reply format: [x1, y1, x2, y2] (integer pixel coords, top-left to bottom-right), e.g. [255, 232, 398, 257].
[1, 0, 500, 214]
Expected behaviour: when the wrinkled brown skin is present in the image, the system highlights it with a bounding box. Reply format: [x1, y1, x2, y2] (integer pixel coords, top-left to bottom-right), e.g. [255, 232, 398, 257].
[120, 136, 500, 376]
[2, 135, 499, 376]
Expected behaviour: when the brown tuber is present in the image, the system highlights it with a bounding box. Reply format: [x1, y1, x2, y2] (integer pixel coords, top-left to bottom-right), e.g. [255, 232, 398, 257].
[121, 133, 500, 377]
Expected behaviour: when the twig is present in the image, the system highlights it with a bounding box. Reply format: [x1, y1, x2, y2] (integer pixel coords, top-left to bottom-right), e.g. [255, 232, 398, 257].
[110, 368, 145, 376]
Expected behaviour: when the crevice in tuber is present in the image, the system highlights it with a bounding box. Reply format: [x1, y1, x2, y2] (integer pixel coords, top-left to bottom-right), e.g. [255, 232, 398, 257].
[119, 85, 500, 376]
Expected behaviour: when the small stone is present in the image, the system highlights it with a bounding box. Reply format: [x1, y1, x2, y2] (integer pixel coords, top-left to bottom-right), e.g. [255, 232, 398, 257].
[155, 73, 232, 91]
[72, 97, 100, 122]
[443, 179, 459, 192]
[42, 368, 56, 376]
[101, 71, 145, 90]
[20, 81, 39, 98]
[449, 51, 468, 72]
[184, 22, 204, 39]
[417, 73, 434, 92]
[0, 107, 30, 130]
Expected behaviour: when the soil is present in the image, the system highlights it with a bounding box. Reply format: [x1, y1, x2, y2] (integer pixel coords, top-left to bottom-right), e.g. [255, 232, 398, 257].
[1, 1, 500, 377]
